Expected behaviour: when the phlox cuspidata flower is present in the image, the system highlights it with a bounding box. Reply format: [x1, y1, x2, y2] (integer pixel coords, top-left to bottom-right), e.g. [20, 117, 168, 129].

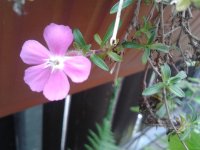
[20, 23, 91, 101]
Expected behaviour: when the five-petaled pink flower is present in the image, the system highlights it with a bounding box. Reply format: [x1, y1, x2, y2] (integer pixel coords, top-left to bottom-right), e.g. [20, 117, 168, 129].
[20, 23, 91, 101]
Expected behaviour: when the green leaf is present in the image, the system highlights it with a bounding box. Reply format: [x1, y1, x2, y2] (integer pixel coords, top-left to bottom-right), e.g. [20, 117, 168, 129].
[175, 71, 187, 80]
[130, 106, 140, 113]
[73, 29, 90, 52]
[176, 0, 191, 12]
[147, 29, 156, 44]
[161, 63, 171, 82]
[122, 41, 144, 49]
[110, 0, 134, 14]
[169, 76, 181, 84]
[169, 131, 200, 150]
[168, 85, 185, 97]
[142, 82, 164, 96]
[73, 29, 86, 46]
[141, 48, 150, 64]
[188, 77, 200, 83]
[102, 22, 115, 46]
[149, 43, 169, 53]
[90, 54, 109, 71]
[107, 51, 122, 62]
[102, 21, 122, 46]
[169, 71, 187, 84]
[156, 104, 166, 118]
[94, 34, 102, 46]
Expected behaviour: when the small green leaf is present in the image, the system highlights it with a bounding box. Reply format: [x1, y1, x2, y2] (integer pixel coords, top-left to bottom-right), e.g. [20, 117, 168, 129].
[149, 43, 169, 53]
[110, 0, 134, 14]
[175, 71, 187, 80]
[147, 30, 156, 44]
[90, 54, 109, 71]
[102, 21, 122, 46]
[161, 63, 171, 82]
[169, 71, 187, 84]
[156, 104, 166, 118]
[169, 76, 181, 84]
[107, 51, 122, 62]
[94, 34, 102, 46]
[73, 29, 86, 46]
[130, 106, 140, 112]
[122, 41, 144, 49]
[141, 48, 150, 64]
[188, 77, 200, 83]
[102, 22, 114, 46]
[168, 85, 185, 97]
[73, 29, 90, 52]
[176, 0, 191, 12]
[142, 82, 164, 96]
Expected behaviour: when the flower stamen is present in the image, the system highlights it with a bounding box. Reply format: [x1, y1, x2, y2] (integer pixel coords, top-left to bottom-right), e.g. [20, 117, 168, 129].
[45, 55, 66, 71]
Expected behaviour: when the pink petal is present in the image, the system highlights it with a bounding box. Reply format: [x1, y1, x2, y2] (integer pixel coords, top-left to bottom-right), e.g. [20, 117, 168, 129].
[20, 40, 50, 65]
[63, 56, 91, 83]
[43, 23, 73, 56]
[43, 70, 70, 101]
[24, 64, 51, 92]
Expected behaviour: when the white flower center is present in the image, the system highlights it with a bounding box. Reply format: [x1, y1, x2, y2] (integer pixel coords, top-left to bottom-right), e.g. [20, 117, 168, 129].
[45, 55, 65, 71]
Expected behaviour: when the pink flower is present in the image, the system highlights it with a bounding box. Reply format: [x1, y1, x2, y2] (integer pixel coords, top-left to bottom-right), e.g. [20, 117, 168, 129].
[20, 23, 91, 101]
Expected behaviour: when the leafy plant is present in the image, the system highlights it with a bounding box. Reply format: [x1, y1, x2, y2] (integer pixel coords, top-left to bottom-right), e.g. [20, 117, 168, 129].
[142, 63, 187, 97]
[84, 119, 119, 150]
[122, 28, 169, 64]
